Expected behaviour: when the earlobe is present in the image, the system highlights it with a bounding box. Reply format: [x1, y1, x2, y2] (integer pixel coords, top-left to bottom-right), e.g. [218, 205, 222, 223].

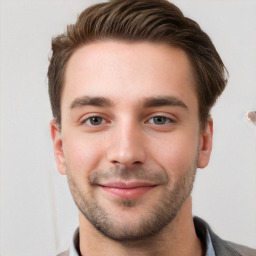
[197, 118, 213, 169]
[50, 120, 67, 175]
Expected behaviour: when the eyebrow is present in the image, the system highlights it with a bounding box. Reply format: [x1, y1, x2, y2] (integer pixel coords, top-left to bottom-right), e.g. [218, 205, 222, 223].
[70, 96, 113, 109]
[143, 96, 188, 110]
[70, 95, 188, 110]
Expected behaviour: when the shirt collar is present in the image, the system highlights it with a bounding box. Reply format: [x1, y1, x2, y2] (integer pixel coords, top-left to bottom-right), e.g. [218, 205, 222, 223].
[70, 219, 216, 256]
[69, 227, 80, 256]
[205, 228, 216, 256]
[193, 217, 216, 256]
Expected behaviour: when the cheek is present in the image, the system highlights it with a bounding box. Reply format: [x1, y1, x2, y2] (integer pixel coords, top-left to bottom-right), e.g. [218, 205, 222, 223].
[149, 131, 199, 173]
[63, 134, 105, 175]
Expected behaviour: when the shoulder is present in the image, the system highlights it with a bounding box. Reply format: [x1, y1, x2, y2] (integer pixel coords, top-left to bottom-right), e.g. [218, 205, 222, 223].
[194, 217, 256, 256]
[222, 241, 256, 256]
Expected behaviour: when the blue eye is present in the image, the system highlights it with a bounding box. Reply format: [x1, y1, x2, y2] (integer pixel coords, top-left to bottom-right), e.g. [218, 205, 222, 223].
[85, 116, 104, 126]
[148, 116, 172, 125]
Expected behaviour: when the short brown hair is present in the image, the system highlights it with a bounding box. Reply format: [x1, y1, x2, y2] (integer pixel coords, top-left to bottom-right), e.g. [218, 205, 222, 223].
[48, 0, 228, 129]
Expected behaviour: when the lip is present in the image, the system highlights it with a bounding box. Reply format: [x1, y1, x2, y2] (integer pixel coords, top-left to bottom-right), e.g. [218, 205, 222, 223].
[99, 181, 157, 199]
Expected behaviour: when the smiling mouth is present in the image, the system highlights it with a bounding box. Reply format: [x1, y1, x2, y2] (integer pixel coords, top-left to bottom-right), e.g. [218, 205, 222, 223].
[99, 181, 157, 199]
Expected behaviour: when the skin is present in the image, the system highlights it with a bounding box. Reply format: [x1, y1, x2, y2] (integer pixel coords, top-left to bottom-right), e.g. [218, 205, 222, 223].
[51, 41, 213, 256]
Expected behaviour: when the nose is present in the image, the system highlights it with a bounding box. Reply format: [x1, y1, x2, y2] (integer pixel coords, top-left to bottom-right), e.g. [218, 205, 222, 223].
[107, 121, 147, 167]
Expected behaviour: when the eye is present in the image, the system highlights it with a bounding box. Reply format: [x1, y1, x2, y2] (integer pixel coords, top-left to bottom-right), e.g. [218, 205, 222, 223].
[83, 116, 105, 126]
[148, 116, 173, 125]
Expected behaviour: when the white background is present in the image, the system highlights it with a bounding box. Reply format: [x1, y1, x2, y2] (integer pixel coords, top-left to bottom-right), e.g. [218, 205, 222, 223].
[0, 0, 255, 255]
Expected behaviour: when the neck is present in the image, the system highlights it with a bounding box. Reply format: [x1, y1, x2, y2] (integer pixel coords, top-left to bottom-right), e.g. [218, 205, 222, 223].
[78, 196, 204, 256]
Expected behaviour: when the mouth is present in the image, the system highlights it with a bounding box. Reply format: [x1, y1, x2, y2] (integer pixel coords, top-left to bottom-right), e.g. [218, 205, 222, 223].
[98, 181, 157, 199]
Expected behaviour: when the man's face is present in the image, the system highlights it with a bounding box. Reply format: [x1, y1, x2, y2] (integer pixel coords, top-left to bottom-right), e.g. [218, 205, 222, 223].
[51, 41, 212, 241]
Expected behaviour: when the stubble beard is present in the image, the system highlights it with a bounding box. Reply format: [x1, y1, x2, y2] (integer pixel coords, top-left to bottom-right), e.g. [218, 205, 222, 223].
[66, 161, 197, 242]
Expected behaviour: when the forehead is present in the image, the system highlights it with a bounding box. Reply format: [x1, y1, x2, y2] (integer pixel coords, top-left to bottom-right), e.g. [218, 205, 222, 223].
[62, 40, 197, 110]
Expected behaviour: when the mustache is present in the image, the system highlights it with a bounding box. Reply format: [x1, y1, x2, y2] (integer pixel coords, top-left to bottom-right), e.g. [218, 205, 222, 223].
[89, 166, 168, 185]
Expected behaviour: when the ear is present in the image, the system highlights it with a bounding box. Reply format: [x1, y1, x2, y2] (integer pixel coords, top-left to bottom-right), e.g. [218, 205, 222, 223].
[197, 118, 213, 169]
[50, 120, 67, 175]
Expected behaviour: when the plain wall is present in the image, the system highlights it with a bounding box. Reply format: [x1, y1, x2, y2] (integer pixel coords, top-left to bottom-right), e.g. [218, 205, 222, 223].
[0, 1, 255, 255]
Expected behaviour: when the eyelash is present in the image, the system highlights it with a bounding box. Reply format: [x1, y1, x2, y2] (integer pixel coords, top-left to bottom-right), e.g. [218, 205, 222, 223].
[147, 116, 175, 125]
[81, 115, 106, 126]
[80, 113, 176, 128]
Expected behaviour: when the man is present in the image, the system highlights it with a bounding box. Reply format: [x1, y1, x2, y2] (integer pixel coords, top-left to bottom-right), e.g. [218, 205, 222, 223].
[48, 0, 256, 255]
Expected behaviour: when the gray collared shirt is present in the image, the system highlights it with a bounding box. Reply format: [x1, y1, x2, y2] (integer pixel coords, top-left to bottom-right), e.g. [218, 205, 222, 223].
[68, 224, 216, 256]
